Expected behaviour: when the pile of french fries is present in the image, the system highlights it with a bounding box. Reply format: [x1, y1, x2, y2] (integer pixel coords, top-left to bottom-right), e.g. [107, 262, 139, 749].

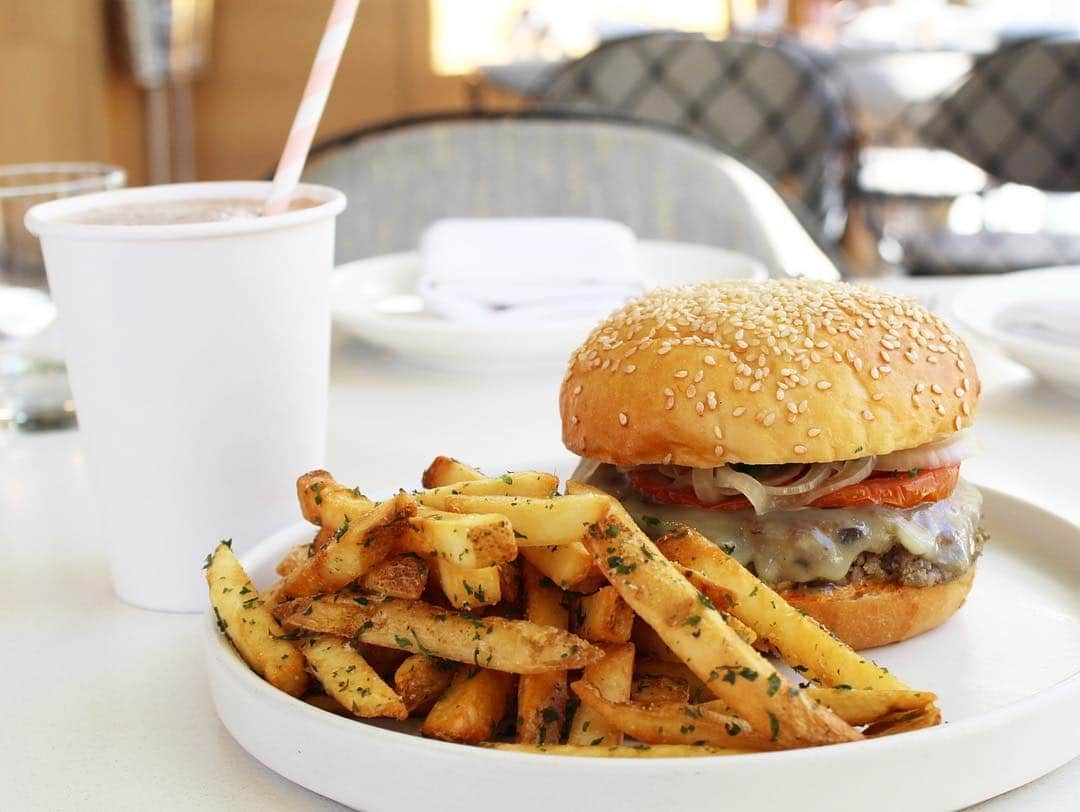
[205, 456, 941, 757]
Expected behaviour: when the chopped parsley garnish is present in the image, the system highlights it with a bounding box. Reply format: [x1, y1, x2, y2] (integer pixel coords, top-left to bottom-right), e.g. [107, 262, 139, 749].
[500, 474, 513, 485]
[768, 711, 780, 742]
[605, 524, 620, 538]
[767, 673, 781, 696]
[697, 591, 716, 610]
[394, 634, 412, 648]
[333, 515, 350, 541]
[641, 515, 661, 526]
[513, 530, 528, 540]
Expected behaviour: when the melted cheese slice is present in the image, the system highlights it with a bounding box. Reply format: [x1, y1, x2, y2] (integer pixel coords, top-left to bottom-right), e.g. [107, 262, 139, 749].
[586, 466, 983, 586]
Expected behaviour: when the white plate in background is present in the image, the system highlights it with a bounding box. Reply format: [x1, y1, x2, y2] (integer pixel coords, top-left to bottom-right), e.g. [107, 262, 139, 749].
[206, 484, 1080, 812]
[949, 267, 1080, 397]
[330, 241, 768, 373]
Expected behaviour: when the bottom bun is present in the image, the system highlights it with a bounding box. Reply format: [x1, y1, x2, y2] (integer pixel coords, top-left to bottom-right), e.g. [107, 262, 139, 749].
[779, 567, 977, 651]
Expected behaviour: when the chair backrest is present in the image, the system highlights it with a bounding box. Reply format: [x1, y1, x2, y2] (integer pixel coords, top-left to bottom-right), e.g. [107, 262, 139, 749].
[537, 33, 851, 233]
[301, 113, 841, 280]
[921, 36, 1080, 191]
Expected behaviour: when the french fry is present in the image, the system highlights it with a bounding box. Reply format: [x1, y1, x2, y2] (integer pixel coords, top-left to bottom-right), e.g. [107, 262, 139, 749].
[497, 560, 521, 607]
[571, 680, 771, 750]
[631, 618, 681, 663]
[584, 503, 861, 749]
[418, 472, 560, 508]
[864, 704, 942, 737]
[353, 643, 409, 679]
[488, 743, 749, 758]
[283, 492, 416, 598]
[631, 673, 691, 704]
[634, 659, 706, 700]
[520, 544, 606, 593]
[261, 578, 288, 608]
[422, 666, 515, 743]
[516, 564, 570, 744]
[296, 470, 375, 527]
[276, 543, 312, 577]
[278, 593, 604, 674]
[300, 634, 408, 719]
[656, 528, 908, 691]
[422, 456, 484, 489]
[359, 553, 429, 599]
[438, 493, 610, 548]
[302, 693, 350, 716]
[394, 653, 455, 715]
[205, 541, 308, 697]
[805, 687, 938, 727]
[395, 509, 518, 568]
[566, 642, 635, 746]
[574, 586, 634, 643]
[432, 559, 502, 610]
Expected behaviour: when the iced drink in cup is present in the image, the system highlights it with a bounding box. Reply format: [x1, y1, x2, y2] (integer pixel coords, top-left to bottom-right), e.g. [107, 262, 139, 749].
[25, 181, 346, 611]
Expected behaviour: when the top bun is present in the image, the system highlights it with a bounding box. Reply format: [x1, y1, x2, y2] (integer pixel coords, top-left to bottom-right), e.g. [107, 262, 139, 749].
[560, 280, 979, 467]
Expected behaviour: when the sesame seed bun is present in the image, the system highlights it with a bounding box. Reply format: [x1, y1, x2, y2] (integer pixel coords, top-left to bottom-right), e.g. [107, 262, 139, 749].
[561, 280, 980, 467]
[779, 567, 977, 650]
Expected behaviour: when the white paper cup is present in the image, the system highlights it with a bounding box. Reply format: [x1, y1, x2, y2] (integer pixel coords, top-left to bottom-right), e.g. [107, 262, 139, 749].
[26, 181, 346, 611]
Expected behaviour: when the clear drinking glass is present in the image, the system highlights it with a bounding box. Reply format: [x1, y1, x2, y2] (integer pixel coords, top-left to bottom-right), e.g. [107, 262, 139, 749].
[0, 162, 126, 429]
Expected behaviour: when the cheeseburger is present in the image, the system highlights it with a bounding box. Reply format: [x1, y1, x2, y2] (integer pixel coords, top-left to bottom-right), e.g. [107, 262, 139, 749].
[562, 280, 984, 649]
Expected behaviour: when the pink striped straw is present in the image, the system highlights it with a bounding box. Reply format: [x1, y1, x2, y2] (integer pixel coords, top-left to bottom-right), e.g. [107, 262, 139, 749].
[262, 0, 361, 216]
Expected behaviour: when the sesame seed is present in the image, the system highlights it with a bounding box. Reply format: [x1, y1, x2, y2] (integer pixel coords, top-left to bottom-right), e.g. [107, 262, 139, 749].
[936, 403, 946, 415]
[686, 385, 697, 398]
[862, 409, 875, 421]
[787, 402, 798, 414]
[776, 389, 785, 401]
[954, 415, 963, 431]
[880, 350, 891, 363]
[657, 345, 672, 356]
[663, 387, 674, 397]
[570, 415, 578, 425]
[714, 445, 724, 456]
[915, 382, 926, 393]
[662, 453, 672, 465]
[793, 444, 807, 455]
[853, 358, 864, 372]
[736, 340, 748, 349]
[931, 384, 943, 395]
[624, 364, 637, 374]
[693, 370, 704, 383]
[704, 355, 716, 366]
[573, 385, 582, 395]
[798, 399, 808, 413]
[674, 369, 689, 379]
[707, 391, 718, 410]
[816, 380, 832, 390]
[749, 381, 762, 393]
[618, 412, 628, 426]
[962, 402, 971, 416]
[696, 402, 705, 416]
[955, 387, 965, 398]
[733, 406, 747, 417]
[808, 427, 822, 437]
[870, 366, 881, 380]
[762, 412, 776, 427]
[713, 426, 723, 439]
[872, 393, 884, 401]
[879, 365, 892, 374]
[665, 398, 675, 410]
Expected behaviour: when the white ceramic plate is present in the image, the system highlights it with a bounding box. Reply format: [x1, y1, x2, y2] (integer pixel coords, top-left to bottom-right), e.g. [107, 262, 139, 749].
[949, 267, 1080, 397]
[206, 484, 1080, 812]
[330, 241, 768, 373]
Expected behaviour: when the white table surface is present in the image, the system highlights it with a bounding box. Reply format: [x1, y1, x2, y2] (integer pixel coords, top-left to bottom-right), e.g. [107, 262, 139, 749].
[2, 277, 1078, 811]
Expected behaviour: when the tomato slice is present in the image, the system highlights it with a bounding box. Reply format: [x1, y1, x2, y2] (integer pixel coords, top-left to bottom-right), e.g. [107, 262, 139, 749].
[627, 465, 960, 511]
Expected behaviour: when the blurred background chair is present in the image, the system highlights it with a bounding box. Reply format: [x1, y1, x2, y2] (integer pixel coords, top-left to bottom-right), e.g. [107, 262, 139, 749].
[535, 33, 852, 242]
[301, 112, 842, 280]
[857, 35, 1080, 275]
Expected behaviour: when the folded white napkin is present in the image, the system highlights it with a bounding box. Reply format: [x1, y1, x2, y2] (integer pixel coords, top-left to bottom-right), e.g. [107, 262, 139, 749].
[418, 218, 649, 323]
